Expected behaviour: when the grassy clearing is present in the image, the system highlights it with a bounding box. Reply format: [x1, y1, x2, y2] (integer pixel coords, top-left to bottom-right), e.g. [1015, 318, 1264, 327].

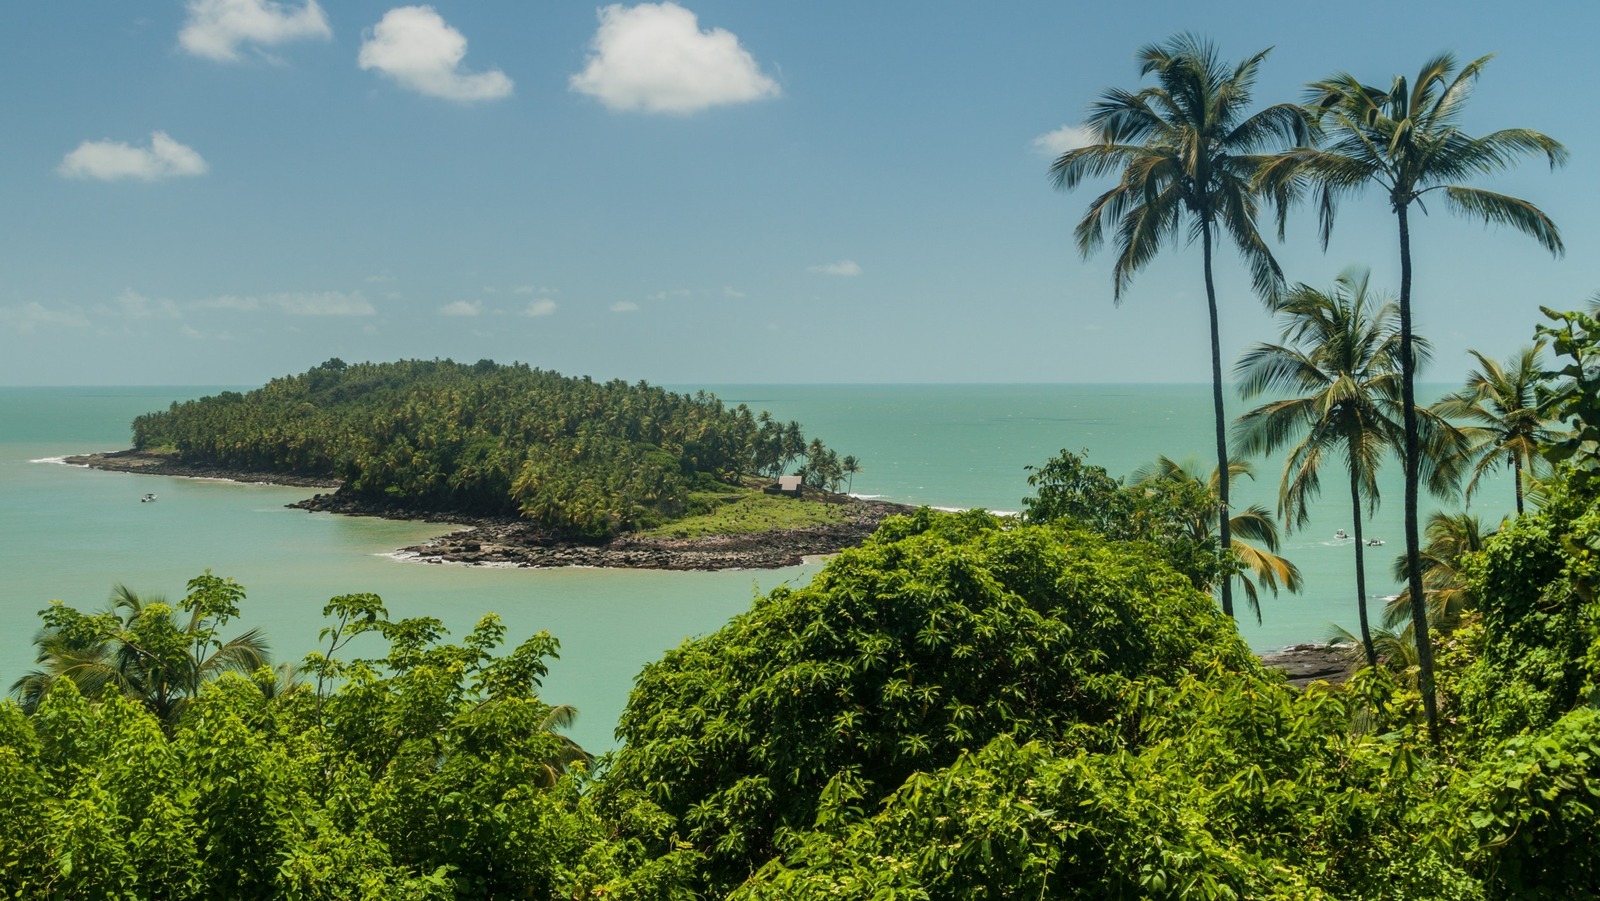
[638, 486, 853, 538]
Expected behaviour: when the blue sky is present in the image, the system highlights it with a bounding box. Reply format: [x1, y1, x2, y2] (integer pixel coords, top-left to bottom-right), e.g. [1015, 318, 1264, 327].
[1, 0, 1595, 385]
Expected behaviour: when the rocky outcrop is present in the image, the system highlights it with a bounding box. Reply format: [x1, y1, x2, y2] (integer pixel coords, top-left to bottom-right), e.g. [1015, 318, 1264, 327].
[65, 450, 340, 489]
[392, 500, 915, 570]
[1259, 643, 1359, 688]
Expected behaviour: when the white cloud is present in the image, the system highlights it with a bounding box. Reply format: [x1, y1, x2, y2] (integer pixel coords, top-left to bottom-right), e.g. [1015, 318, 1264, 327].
[512, 284, 555, 295]
[522, 299, 558, 317]
[181, 324, 233, 340]
[107, 290, 181, 319]
[359, 6, 513, 103]
[570, 2, 779, 114]
[809, 260, 861, 277]
[179, 0, 332, 63]
[648, 288, 691, 301]
[365, 271, 396, 283]
[723, 286, 745, 299]
[610, 301, 640, 313]
[0, 303, 90, 333]
[1032, 124, 1100, 156]
[272, 291, 375, 316]
[58, 132, 208, 182]
[439, 299, 482, 317]
[191, 294, 260, 311]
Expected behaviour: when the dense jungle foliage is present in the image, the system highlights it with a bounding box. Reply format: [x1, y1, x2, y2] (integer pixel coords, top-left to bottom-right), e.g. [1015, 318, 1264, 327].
[130, 358, 847, 540]
[8, 466, 1600, 897]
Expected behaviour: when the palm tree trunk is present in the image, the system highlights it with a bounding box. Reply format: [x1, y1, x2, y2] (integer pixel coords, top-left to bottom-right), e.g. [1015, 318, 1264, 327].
[1202, 222, 1235, 619]
[1397, 203, 1440, 745]
[1348, 462, 1378, 669]
[1513, 456, 1524, 516]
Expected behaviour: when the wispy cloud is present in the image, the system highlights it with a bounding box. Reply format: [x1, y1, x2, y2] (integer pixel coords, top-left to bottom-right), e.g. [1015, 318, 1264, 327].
[522, 299, 558, 317]
[648, 288, 691, 301]
[58, 132, 208, 182]
[723, 286, 746, 299]
[191, 294, 260, 311]
[610, 301, 640, 313]
[809, 259, 861, 277]
[359, 6, 513, 102]
[272, 291, 375, 316]
[1031, 124, 1099, 156]
[179, 0, 332, 63]
[0, 303, 90, 333]
[105, 289, 182, 319]
[570, 2, 779, 114]
[181, 324, 233, 340]
[439, 299, 482, 317]
[189, 291, 373, 315]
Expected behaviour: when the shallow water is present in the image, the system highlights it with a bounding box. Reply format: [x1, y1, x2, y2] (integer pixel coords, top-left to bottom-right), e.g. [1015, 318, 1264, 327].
[0, 384, 1508, 750]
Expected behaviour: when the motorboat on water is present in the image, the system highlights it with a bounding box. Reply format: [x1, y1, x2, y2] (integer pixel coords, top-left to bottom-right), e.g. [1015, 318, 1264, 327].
[1334, 529, 1349, 540]
[1367, 538, 1384, 547]
[140, 493, 157, 503]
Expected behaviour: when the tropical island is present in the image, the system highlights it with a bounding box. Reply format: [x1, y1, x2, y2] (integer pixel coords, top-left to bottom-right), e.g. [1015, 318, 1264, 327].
[68, 357, 907, 569]
[11, 25, 1600, 901]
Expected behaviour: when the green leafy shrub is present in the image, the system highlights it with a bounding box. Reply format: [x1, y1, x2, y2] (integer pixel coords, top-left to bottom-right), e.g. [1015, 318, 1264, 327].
[602, 509, 1255, 894]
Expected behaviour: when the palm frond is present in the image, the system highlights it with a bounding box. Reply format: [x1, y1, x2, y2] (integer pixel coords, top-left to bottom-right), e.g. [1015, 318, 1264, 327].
[1440, 186, 1563, 255]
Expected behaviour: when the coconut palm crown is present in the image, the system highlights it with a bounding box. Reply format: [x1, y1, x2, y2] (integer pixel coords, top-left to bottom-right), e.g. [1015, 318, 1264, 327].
[11, 574, 270, 729]
[1433, 343, 1552, 515]
[1130, 455, 1302, 624]
[1051, 33, 1307, 619]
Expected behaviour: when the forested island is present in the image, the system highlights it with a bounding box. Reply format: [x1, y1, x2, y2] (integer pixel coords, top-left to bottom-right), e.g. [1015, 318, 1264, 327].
[72, 357, 903, 568]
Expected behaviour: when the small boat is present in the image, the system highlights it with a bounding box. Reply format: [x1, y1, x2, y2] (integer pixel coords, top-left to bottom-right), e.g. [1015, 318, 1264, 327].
[1366, 538, 1384, 547]
[140, 493, 157, 503]
[1334, 529, 1349, 540]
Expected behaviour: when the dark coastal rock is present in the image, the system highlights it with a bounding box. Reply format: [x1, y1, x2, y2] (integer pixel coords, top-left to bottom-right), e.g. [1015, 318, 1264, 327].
[1259, 643, 1359, 689]
[65, 449, 340, 489]
[396, 500, 914, 571]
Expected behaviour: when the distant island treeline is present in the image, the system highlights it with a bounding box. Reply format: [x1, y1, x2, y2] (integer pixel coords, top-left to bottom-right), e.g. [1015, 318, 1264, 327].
[129, 358, 852, 541]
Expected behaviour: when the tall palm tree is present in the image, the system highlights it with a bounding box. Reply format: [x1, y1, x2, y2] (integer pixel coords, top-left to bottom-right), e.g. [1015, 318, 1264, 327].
[1433, 344, 1551, 516]
[1261, 53, 1565, 742]
[1051, 33, 1306, 619]
[1131, 455, 1302, 623]
[11, 583, 270, 728]
[1234, 269, 1412, 668]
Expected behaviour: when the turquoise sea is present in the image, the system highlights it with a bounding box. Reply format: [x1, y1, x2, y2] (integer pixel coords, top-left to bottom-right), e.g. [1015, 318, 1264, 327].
[0, 384, 1509, 751]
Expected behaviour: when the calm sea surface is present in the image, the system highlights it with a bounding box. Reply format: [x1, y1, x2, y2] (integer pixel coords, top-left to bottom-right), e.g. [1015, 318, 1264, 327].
[0, 384, 1508, 751]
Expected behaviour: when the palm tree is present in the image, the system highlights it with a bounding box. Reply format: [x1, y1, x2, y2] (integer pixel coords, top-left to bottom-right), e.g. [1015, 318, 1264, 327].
[841, 455, 862, 494]
[1050, 34, 1307, 619]
[1261, 53, 1565, 742]
[1235, 269, 1412, 668]
[1130, 455, 1302, 623]
[1432, 344, 1551, 516]
[12, 581, 270, 728]
[1382, 510, 1493, 638]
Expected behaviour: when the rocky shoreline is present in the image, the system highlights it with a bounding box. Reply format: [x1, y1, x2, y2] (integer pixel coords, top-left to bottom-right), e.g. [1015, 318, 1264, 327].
[1257, 643, 1359, 688]
[62, 449, 341, 489]
[290, 489, 917, 570]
